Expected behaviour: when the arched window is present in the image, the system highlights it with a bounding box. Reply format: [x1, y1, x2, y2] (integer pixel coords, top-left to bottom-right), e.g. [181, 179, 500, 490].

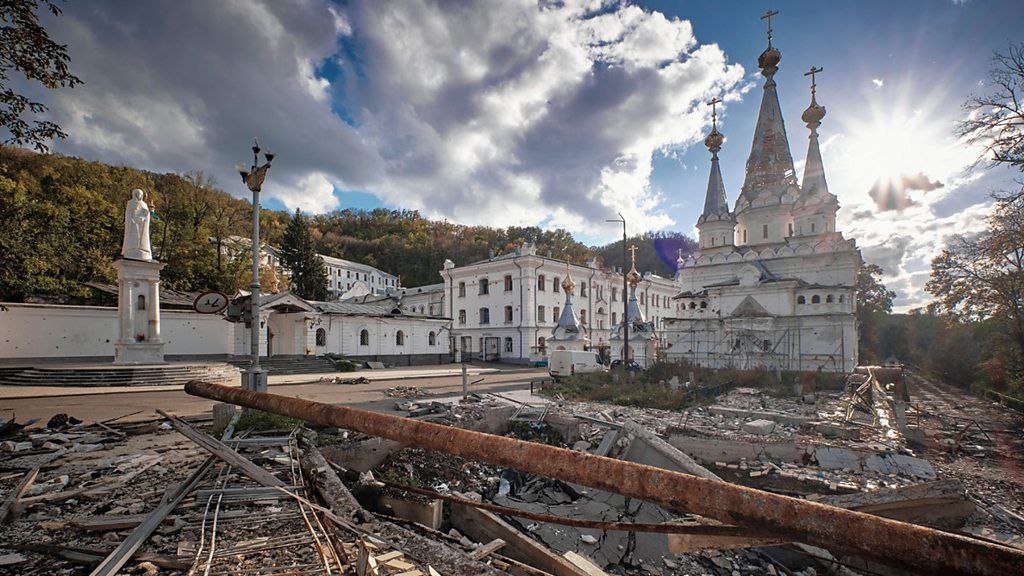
[711, 237, 716, 246]
[479, 278, 490, 295]
[504, 274, 513, 292]
[315, 328, 326, 346]
[479, 307, 490, 324]
[553, 307, 560, 322]
[826, 294, 834, 303]
[700, 301, 708, 309]
[811, 295, 821, 304]
[458, 282, 466, 297]
[538, 305, 546, 323]
[612, 312, 617, 325]
[553, 277, 560, 292]
[504, 305, 513, 323]
[538, 274, 546, 291]
[797, 295, 806, 305]
[839, 294, 845, 303]
[428, 331, 436, 346]
[396, 330, 405, 346]
[137, 295, 146, 310]
[359, 329, 369, 346]
[580, 283, 587, 297]
[689, 301, 696, 309]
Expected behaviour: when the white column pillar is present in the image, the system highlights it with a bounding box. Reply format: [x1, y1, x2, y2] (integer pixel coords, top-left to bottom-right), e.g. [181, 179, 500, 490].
[148, 280, 161, 341]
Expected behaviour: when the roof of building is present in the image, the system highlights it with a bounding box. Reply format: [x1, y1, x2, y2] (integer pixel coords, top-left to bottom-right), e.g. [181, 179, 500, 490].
[319, 254, 398, 278]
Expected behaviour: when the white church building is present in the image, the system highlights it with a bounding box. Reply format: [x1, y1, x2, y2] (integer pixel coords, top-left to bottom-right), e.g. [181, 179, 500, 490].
[662, 34, 861, 373]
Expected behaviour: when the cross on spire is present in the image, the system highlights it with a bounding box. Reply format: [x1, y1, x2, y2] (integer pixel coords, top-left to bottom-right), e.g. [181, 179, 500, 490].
[804, 66, 823, 97]
[760, 9, 779, 48]
[708, 97, 722, 130]
[628, 245, 638, 265]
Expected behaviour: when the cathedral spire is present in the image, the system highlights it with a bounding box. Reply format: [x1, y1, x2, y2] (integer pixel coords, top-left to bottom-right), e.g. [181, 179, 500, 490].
[739, 9, 797, 202]
[552, 261, 584, 340]
[701, 98, 729, 220]
[800, 66, 829, 198]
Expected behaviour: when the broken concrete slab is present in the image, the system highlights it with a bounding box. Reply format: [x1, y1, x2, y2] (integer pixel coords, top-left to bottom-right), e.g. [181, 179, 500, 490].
[379, 493, 443, 530]
[706, 406, 814, 426]
[741, 419, 777, 436]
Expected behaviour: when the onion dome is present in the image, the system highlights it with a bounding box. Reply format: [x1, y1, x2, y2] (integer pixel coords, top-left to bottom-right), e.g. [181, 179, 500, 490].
[561, 264, 576, 292]
[758, 46, 781, 76]
[704, 126, 724, 153]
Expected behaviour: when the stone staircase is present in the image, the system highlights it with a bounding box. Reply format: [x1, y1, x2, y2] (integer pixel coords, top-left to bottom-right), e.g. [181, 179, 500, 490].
[0, 362, 240, 387]
[227, 355, 340, 375]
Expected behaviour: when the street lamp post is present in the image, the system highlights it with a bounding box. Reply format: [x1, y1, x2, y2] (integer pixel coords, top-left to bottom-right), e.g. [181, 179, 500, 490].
[237, 139, 275, 393]
[606, 213, 628, 363]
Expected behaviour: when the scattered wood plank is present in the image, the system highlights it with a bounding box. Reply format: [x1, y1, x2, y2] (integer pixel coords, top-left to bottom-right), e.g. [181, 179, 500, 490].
[376, 551, 405, 563]
[0, 467, 38, 523]
[156, 409, 284, 488]
[469, 538, 506, 561]
[88, 457, 214, 576]
[384, 558, 416, 571]
[562, 551, 609, 576]
[8, 542, 189, 570]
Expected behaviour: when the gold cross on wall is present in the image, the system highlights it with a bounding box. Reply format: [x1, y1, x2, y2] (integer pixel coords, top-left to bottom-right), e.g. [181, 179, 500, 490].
[760, 9, 779, 47]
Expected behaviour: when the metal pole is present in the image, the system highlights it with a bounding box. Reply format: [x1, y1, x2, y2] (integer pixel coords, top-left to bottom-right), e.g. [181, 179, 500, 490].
[183, 380, 1024, 576]
[249, 186, 261, 389]
[461, 362, 468, 398]
[621, 217, 629, 363]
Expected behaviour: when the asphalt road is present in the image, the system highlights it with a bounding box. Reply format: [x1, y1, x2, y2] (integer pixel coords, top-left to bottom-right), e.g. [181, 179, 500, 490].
[0, 367, 548, 424]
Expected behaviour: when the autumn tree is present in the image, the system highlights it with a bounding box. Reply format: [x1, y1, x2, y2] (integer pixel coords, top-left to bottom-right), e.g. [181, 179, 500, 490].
[279, 209, 328, 300]
[958, 43, 1024, 174]
[855, 263, 896, 363]
[928, 191, 1024, 386]
[0, 0, 81, 152]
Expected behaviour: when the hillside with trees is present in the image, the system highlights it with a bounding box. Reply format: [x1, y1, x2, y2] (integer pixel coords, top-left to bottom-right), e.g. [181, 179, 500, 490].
[0, 147, 692, 302]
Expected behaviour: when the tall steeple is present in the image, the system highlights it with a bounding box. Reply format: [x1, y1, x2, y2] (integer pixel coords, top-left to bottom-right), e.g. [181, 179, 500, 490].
[800, 66, 829, 199]
[739, 9, 797, 203]
[551, 261, 585, 341]
[700, 97, 729, 220]
[625, 246, 645, 324]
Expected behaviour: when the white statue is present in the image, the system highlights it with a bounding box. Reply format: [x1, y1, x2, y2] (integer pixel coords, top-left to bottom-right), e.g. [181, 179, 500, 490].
[122, 188, 152, 261]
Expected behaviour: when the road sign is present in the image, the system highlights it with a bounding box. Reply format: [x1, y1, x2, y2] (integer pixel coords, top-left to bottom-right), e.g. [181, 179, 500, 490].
[193, 291, 229, 314]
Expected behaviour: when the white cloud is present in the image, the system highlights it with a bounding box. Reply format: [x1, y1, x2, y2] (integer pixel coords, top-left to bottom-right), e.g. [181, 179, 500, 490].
[30, 0, 743, 239]
[872, 78, 884, 88]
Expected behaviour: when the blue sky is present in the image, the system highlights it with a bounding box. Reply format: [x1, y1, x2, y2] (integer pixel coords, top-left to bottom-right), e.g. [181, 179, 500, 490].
[28, 0, 1024, 309]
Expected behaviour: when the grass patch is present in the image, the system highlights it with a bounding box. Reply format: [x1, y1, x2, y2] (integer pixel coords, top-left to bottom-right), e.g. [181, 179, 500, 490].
[324, 353, 359, 372]
[541, 361, 845, 410]
[235, 410, 304, 433]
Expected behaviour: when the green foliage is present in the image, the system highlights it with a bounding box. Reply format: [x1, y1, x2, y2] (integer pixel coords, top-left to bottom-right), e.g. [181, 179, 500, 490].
[234, 410, 303, 433]
[856, 263, 896, 364]
[279, 209, 329, 300]
[596, 231, 696, 279]
[0, 0, 82, 152]
[0, 147, 260, 300]
[324, 353, 357, 372]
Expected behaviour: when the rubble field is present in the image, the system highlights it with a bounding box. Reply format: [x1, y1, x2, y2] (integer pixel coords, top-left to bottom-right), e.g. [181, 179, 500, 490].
[1, 366, 1022, 576]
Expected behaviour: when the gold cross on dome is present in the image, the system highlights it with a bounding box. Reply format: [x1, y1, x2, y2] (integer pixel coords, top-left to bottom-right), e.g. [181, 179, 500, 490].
[804, 66, 823, 97]
[628, 245, 638, 265]
[760, 9, 779, 47]
[707, 97, 723, 129]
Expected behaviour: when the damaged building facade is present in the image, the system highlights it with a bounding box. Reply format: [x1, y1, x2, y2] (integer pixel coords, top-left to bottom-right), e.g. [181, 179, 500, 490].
[663, 36, 861, 373]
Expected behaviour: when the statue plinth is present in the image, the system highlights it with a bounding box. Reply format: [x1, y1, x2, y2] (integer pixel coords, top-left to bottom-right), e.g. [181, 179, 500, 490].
[113, 258, 166, 365]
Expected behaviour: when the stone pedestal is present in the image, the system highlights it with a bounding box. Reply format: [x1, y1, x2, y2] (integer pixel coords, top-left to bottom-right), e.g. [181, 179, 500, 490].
[113, 258, 166, 365]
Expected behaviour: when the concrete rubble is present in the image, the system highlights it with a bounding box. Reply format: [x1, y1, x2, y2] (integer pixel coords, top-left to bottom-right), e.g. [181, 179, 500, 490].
[0, 367, 1022, 576]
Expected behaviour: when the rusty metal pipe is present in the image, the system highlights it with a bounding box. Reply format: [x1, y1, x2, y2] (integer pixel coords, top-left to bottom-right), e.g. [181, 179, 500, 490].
[185, 380, 1024, 576]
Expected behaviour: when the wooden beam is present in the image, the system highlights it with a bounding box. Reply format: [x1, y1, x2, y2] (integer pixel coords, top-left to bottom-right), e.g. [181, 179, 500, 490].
[0, 467, 38, 524]
[156, 409, 284, 488]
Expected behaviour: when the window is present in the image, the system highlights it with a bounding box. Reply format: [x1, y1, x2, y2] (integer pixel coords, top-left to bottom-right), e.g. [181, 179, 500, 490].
[504, 337, 513, 353]
[504, 274, 513, 292]
[811, 295, 821, 304]
[797, 295, 806, 305]
[458, 282, 466, 297]
[396, 330, 405, 346]
[538, 305, 546, 323]
[458, 309, 466, 324]
[315, 328, 326, 346]
[788, 223, 794, 236]
[612, 288, 618, 302]
[479, 307, 490, 324]
[479, 278, 490, 295]
[763, 224, 769, 239]
[580, 283, 587, 297]
[504, 305, 513, 323]
[811, 222, 816, 233]
[428, 331, 436, 346]
[553, 307, 560, 323]
[700, 301, 708, 309]
[689, 301, 696, 310]
[553, 277, 560, 292]
[839, 294, 845, 303]
[826, 294, 834, 303]
[359, 329, 369, 346]
[763, 339, 772, 351]
[612, 312, 617, 324]
[537, 336, 546, 351]
[538, 274, 546, 291]
[137, 295, 146, 310]
[580, 309, 586, 324]
[640, 293, 646, 305]
[711, 237, 716, 246]
[743, 229, 747, 243]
